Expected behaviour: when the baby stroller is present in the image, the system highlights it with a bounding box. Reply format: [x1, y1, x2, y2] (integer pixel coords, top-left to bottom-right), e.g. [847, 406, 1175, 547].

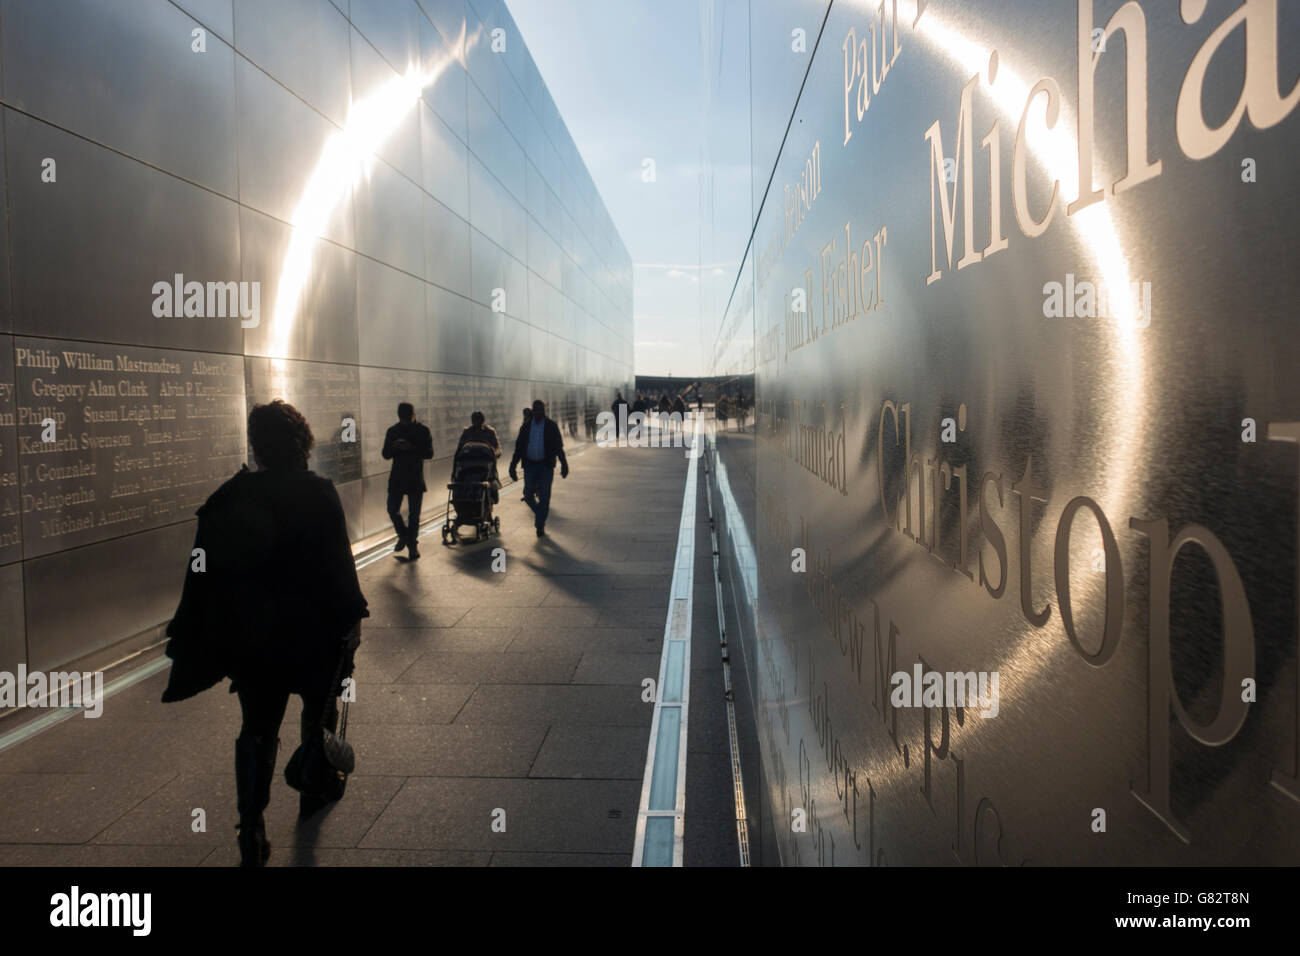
[442, 440, 501, 544]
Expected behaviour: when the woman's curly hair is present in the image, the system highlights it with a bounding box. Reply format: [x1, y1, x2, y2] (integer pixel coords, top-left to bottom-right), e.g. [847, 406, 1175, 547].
[248, 399, 314, 470]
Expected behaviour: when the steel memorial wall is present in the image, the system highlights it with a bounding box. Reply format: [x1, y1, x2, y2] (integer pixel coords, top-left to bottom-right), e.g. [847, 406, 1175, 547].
[709, 0, 1300, 864]
[0, 0, 634, 675]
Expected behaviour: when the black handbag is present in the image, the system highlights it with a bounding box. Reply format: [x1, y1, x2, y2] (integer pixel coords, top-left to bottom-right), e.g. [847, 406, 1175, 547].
[284, 647, 355, 801]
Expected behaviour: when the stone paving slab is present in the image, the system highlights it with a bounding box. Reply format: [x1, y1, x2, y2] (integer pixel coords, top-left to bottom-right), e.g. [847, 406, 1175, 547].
[357, 778, 638, 853]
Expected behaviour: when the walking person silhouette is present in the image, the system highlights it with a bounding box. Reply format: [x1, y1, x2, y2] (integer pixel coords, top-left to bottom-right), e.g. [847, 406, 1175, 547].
[161, 399, 368, 866]
[383, 402, 434, 559]
[509, 399, 569, 537]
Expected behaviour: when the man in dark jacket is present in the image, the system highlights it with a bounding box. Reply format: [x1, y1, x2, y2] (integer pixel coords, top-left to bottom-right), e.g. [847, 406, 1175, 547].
[509, 399, 568, 537]
[612, 392, 629, 442]
[383, 402, 434, 559]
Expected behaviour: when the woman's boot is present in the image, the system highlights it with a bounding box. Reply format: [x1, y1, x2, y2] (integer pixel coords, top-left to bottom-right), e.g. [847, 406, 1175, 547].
[235, 734, 278, 866]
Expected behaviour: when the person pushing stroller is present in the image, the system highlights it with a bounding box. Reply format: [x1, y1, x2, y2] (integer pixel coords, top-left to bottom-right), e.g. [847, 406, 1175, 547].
[443, 412, 502, 544]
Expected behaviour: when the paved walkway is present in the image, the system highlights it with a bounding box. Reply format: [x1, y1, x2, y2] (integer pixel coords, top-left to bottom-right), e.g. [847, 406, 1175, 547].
[0, 439, 728, 866]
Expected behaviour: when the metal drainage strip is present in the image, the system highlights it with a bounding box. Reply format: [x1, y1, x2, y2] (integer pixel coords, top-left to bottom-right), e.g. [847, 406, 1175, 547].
[632, 417, 700, 867]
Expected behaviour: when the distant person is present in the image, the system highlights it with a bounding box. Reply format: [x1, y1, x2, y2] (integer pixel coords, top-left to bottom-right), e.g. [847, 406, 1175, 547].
[522, 406, 533, 427]
[161, 399, 368, 866]
[458, 411, 500, 457]
[672, 394, 688, 440]
[696, 392, 703, 413]
[612, 392, 629, 441]
[509, 399, 569, 537]
[632, 394, 647, 415]
[657, 394, 672, 434]
[383, 402, 434, 559]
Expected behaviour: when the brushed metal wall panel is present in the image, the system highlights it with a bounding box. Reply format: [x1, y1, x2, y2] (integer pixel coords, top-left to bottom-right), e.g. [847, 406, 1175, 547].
[13, 336, 246, 560]
[172, 0, 234, 41]
[745, 0, 827, 212]
[1, 0, 238, 197]
[469, 229, 526, 321]
[524, 158, 547, 226]
[349, 25, 423, 185]
[427, 282, 472, 373]
[527, 326, 557, 384]
[526, 271, 556, 335]
[503, 69, 544, 168]
[354, 153, 425, 276]
[235, 57, 355, 249]
[0, 340, 20, 565]
[0, 561, 25, 674]
[244, 355, 361, 486]
[427, 371, 477, 459]
[710, 0, 1300, 865]
[416, 0, 467, 66]
[5, 111, 243, 353]
[424, 194, 471, 296]
[357, 257, 428, 370]
[23, 519, 196, 671]
[470, 304, 504, 379]
[497, 184, 530, 268]
[420, 103, 471, 220]
[473, 373, 527, 444]
[233, 0, 352, 126]
[350, 0, 422, 75]
[0, 116, 9, 334]
[498, 313, 529, 381]
[239, 206, 360, 365]
[467, 81, 526, 207]
[419, 16, 468, 140]
[360, 471, 395, 537]
[463, 12, 501, 114]
[468, 162, 527, 269]
[336, 475, 364, 541]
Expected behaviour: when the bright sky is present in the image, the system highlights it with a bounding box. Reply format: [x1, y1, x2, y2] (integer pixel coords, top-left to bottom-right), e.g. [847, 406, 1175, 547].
[507, 0, 721, 377]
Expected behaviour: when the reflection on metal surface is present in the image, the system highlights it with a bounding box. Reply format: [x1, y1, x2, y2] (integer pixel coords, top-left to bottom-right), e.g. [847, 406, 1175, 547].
[707, 0, 1300, 864]
[271, 54, 456, 357]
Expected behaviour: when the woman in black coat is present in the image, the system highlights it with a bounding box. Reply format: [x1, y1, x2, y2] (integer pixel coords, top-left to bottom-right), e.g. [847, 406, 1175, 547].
[162, 400, 368, 866]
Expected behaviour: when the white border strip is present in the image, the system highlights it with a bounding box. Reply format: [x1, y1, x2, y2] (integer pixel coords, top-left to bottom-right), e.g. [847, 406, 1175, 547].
[631, 415, 702, 866]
